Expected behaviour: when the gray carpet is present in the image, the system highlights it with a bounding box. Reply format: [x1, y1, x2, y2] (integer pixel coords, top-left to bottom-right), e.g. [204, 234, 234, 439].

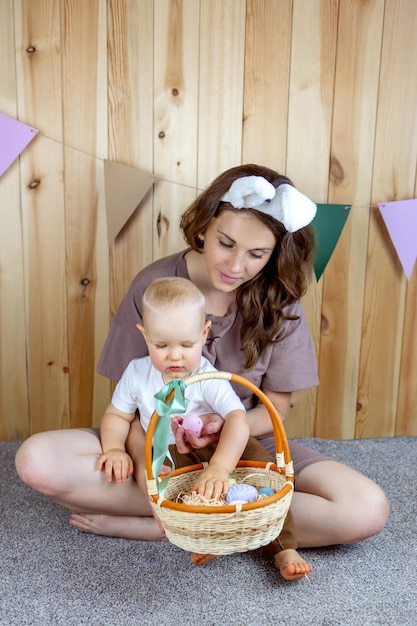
[1, 437, 416, 626]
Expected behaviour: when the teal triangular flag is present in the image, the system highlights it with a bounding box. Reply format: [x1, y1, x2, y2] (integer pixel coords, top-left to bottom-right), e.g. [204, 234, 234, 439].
[312, 204, 351, 280]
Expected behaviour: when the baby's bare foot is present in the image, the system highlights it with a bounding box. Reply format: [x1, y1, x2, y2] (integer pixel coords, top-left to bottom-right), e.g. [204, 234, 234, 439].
[69, 512, 165, 541]
[274, 549, 313, 581]
[191, 552, 217, 566]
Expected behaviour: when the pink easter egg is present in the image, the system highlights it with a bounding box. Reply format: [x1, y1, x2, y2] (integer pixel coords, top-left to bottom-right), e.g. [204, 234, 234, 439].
[181, 413, 203, 437]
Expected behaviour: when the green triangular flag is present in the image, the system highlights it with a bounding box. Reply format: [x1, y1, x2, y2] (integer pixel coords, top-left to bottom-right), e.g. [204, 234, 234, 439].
[312, 204, 351, 280]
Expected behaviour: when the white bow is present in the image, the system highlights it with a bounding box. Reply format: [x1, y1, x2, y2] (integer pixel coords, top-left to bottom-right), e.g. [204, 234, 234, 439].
[220, 175, 317, 232]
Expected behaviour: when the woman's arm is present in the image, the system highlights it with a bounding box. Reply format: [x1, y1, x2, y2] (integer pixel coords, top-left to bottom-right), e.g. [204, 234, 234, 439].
[172, 390, 291, 453]
[245, 389, 292, 438]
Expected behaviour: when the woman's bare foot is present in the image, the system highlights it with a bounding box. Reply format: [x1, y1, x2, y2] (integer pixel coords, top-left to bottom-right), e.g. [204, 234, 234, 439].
[274, 548, 313, 581]
[191, 552, 217, 566]
[69, 512, 165, 541]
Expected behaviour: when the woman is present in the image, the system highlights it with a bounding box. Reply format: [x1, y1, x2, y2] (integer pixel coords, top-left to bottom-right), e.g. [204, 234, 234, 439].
[15, 164, 389, 550]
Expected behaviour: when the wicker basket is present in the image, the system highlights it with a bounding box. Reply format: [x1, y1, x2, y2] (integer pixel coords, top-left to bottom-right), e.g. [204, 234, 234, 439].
[145, 371, 294, 555]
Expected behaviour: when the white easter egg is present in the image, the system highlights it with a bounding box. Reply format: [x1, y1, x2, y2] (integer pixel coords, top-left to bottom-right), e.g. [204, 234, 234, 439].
[225, 483, 258, 504]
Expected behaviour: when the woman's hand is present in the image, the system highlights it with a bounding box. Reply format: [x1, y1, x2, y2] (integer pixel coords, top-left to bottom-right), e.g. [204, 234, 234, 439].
[171, 412, 224, 453]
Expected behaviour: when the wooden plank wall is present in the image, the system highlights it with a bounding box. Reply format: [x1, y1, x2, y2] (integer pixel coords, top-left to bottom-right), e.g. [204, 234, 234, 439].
[0, 0, 416, 441]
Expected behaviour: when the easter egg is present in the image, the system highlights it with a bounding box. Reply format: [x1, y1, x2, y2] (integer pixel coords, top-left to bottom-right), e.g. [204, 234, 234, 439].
[181, 413, 203, 437]
[259, 487, 275, 497]
[226, 483, 258, 504]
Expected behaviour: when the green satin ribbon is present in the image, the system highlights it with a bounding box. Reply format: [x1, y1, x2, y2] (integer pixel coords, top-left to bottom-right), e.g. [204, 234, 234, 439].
[153, 379, 189, 496]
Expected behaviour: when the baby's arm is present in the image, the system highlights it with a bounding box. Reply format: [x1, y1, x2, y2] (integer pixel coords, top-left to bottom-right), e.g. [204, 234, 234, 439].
[97, 403, 135, 483]
[128, 419, 147, 491]
[192, 410, 250, 499]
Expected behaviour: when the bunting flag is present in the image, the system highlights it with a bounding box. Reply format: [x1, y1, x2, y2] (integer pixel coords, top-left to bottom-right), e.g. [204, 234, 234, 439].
[2, 116, 416, 278]
[378, 199, 417, 280]
[104, 160, 154, 243]
[0, 112, 39, 176]
[311, 204, 351, 281]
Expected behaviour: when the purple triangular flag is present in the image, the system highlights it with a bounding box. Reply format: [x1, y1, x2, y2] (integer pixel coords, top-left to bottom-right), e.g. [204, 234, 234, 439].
[0, 112, 39, 176]
[378, 199, 417, 280]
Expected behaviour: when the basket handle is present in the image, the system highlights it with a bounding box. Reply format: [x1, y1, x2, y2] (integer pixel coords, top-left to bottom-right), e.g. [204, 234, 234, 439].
[145, 371, 291, 485]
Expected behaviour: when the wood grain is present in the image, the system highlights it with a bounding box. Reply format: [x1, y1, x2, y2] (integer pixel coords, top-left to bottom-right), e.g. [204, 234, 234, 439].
[242, 0, 292, 171]
[154, 0, 199, 187]
[396, 266, 417, 436]
[153, 178, 197, 260]
[0, 165, 30, 440]
[0, 1, 30, 439]
[107, 0, 154, 314]
[197, 0, 246, 187]
[356, 0, 417, 438]
[1, 0, 417, 439]
[14, 0, 63, 140]
[14, 0, 70, 434]
[21, 135, 70, 434]
[62, 0, 107, 158]
[284, 0, 338, 438]
[60, 0, 109, 427]
[316, 0, 384, 439]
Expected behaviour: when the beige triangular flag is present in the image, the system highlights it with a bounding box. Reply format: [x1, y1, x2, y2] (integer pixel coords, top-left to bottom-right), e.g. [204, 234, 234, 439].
[104, 160, 154, 243]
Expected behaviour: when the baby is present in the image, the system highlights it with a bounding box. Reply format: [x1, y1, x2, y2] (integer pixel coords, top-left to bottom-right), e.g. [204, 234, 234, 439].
[97, 277, 312, 580]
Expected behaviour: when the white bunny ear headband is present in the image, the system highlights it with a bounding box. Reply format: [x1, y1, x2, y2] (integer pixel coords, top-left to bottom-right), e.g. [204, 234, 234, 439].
[220, 175, 317, 233]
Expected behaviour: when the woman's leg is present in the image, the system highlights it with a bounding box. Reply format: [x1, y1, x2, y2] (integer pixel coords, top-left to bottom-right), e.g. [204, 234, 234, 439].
[290, 460, 390, 548]
[15, 427, 164, 541]
[16, 431, 389, 547]
[258, 437, 390, 547]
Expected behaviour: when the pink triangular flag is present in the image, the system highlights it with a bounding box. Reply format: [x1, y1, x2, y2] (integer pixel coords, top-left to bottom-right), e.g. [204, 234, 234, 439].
[104, 161, 154, 243]
[378, 199, 417, 280]
[0, 112, 39, 176]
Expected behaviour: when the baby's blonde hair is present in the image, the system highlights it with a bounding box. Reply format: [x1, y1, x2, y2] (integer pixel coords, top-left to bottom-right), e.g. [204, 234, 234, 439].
[142, 277, 206, 328]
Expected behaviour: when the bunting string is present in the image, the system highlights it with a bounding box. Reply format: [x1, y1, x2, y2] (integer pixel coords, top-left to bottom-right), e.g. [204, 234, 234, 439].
[0, 116, 395, 211]
[2, 113, 416, 280]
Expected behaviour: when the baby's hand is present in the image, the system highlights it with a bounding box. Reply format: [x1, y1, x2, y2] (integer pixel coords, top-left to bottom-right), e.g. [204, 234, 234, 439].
[96, 449, 133, 483]
[191, 463, 230, 500]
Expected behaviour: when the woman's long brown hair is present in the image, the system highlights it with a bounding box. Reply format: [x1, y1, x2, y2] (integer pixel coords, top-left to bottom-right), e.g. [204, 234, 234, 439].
[180, 164, 315, 369]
